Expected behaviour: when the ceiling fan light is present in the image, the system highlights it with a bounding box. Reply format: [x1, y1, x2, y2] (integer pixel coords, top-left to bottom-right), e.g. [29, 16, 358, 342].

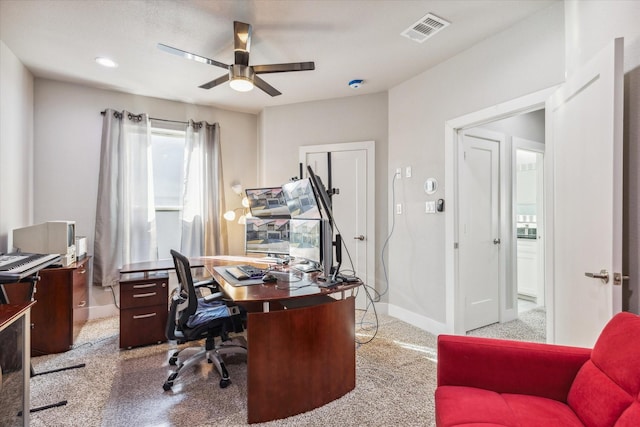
[230, 77, 254, 92]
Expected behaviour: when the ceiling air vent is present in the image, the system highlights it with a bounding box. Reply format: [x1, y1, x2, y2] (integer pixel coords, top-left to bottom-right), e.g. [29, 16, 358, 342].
[401, 13, 450, 43]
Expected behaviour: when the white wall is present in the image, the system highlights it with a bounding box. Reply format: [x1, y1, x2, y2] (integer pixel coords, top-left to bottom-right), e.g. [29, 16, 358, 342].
[0, 41, 34, 252]
[386, 3, 565, 331]
[259, 92, 389, 296]
[564, 0, 640, 314]
[481, 110, 545, 143]
[33, 79, 258, 313]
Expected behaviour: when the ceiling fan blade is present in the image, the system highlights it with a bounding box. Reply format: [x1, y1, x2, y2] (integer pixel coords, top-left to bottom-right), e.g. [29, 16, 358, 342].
[158, 43, 229, 70]
[233, 21, 252, 66]
[254, 76, 281, 97]
[199, 74, 230, 90]
[252, 62, 315, 74]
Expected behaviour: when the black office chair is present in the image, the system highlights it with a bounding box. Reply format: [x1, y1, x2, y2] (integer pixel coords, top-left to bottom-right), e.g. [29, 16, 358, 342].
[163, 250, 247, 390]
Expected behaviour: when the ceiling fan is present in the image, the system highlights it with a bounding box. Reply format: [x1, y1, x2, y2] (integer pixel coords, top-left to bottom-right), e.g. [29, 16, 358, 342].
[158, 21, 315, 97]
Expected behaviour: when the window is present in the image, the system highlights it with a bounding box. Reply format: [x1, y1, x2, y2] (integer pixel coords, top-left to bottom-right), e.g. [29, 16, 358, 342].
[151, 128, 185, 259]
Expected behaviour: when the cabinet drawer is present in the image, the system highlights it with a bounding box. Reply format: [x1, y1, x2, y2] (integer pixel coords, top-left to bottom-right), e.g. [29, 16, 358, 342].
[120, 306, 167, 348]
[120, 280, 168, 309]
[72, 262, 89, 310]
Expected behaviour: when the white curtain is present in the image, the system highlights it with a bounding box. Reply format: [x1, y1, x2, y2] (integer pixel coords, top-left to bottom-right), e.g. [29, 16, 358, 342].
[181, 121, 228, 257]
[94, 110, 157, 287]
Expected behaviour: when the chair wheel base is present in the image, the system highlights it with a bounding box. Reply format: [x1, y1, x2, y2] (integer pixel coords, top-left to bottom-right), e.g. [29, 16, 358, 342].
[220, 379, 231, 388]
[163, 381, 173, 391]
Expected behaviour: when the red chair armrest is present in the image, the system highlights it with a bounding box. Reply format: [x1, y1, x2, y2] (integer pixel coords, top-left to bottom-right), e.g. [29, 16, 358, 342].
[437, 334, 591, 402]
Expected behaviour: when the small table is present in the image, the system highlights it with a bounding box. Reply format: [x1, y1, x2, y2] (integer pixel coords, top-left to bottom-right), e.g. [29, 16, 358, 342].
[0, 301, 35, 426]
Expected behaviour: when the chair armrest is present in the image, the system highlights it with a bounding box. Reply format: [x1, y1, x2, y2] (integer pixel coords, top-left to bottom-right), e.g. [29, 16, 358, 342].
[194, 278, 218, 289]
[437, 334, 591, 402]
[203, 292, 225, 302]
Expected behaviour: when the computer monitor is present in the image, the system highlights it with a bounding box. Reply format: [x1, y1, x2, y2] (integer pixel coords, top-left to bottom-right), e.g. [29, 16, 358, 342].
[289, 218, 332, 276]
[281, 178, 322, 219]
[305, 166, 342, 283]
[245, 187, 290, 218]
[305, 166, 334, 226]
[244, 217, 290, 256]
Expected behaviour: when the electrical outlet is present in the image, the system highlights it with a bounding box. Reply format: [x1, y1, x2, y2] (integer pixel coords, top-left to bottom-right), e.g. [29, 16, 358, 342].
[395, 168, 402, 177]
[396, 203, 403, 215]
[405, 166, 412, 178]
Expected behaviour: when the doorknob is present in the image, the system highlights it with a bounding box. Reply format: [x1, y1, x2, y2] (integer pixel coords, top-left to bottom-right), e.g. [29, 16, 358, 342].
[493, 238, 501, 245]
[353, 235, 365, 241]
[585, 269, 609, 284]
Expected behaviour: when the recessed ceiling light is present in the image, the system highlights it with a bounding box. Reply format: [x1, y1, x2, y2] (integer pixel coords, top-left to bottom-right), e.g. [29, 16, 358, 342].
[95, 57, 118, 68]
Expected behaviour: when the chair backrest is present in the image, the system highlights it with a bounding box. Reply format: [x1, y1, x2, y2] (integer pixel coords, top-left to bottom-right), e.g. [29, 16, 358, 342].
[170, 249, 199, 329]
[567, 312, 640, 426]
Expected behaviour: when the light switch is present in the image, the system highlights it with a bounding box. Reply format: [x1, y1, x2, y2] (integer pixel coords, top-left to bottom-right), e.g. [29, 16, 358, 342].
[405, 166, 412, 178]
[425, 201, 436, 213]
[396, 203, 403, 215]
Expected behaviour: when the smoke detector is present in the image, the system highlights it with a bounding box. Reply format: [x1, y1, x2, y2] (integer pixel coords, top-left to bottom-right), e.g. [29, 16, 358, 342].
[348, 79, 364, 89]
[401, 13, 450, 43]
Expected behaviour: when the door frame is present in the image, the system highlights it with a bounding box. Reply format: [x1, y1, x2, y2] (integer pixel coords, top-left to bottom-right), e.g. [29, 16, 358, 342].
[445, 87, 558, 335]
[299, 140, 376, 301]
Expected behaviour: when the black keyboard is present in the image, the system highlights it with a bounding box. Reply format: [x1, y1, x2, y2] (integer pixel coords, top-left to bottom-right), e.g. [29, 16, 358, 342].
[226, 265, 266, 280]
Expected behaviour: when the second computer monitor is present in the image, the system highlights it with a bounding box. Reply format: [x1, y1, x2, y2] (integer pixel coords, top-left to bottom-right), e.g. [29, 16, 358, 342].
[245, 218, 290, 256]
[245, 187, 290, 218]
[281, 178, 322, 219]
[289, 218, 332, 277]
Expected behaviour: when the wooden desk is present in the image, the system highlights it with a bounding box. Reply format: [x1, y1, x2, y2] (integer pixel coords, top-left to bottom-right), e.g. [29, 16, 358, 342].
[0, 302, 35, 426]
[201, 256, 359, 424]
[1, 258, 91, 356]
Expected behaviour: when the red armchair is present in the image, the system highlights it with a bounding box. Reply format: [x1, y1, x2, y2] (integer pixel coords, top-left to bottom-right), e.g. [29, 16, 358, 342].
[435, 312, 640, 426]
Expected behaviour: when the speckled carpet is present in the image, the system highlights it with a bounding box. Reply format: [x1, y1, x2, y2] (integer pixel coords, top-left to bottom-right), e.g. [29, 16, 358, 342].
[8, 307, 544, 427]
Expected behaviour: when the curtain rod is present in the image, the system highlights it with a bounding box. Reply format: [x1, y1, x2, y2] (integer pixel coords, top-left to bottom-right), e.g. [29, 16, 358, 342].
[100, 110, 188, 125]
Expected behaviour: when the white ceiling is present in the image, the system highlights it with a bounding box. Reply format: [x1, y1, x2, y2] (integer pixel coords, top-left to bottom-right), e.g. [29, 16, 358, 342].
[0, 0, 557, 114]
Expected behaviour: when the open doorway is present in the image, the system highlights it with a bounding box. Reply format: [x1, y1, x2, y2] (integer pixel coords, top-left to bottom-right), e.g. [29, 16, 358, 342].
[458, 109, 545, 331]
[444, 87, 555, 336]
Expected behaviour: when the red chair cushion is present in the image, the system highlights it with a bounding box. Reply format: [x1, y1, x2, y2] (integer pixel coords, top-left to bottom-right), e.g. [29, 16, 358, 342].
[436, 386, 583, 427]
[567, 312, 640, 426]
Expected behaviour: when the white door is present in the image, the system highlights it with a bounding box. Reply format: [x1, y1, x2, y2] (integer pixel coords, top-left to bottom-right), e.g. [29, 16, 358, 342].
[459, 130, 501, 331]
[300, 142, 375, 309]
[546, 38, 623, 347]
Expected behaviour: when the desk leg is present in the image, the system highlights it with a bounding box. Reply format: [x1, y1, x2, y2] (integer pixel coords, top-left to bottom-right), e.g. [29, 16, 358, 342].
[21, 309, 31, 426]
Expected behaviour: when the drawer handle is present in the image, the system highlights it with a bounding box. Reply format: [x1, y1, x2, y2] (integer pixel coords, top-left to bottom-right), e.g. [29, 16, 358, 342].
[133, 283, 157, 289]
[133, 313, 157, 320]
[78, 269, 87, 274]
[133, 292, 157, 298]
[78, 300, 86, 307]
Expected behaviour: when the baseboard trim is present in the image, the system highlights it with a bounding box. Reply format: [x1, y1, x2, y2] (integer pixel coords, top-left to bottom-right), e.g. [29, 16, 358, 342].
[88, 304, 119, 320]
[388, 304, 449, 336]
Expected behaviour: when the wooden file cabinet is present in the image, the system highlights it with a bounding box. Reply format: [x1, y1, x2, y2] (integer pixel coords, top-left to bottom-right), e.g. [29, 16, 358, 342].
[2, 257, 90, 356]
[30, 257, 90, 355]
[119, 272, 168, 349]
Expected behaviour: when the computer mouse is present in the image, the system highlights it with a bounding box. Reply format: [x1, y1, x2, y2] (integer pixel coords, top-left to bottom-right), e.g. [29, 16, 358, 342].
[262, 273, 277, 282]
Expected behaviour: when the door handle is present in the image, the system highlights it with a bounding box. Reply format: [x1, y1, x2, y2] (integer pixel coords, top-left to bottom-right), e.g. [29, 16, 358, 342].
[585, 269, 609, 284]
[493, 238, 501, 245]
[353, 235, 365, 241]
